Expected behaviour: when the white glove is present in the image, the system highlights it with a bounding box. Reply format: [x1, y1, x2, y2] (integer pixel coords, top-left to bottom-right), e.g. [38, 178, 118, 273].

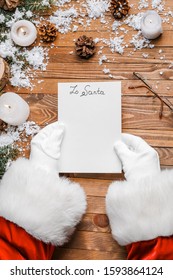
[0, 121, 87, 246]
[30, 121, 64, 173]
[114, 133, 160, 181]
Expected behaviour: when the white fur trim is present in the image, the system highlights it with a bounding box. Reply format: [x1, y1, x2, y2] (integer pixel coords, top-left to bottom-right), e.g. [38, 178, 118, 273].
[106, 169, 173, 246]
[0, 158, 87, 245]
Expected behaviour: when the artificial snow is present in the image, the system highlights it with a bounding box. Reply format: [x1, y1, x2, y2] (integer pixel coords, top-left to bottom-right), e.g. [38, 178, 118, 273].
[0, 121, 40, 171]
[49, 7, 78, 33]
[138, 0, 149, 10]
[130, 32, 154, 50]
[0, 37, 17, 60]
[5, 9, 25, 28]
[0, 121, 40, 149]
[103, 67, 110, 74]
[124, 13, 144, 31]
[24, 47, 48, 70]
[55, 0, 72, 6]
[142, 53, 149, 58]
[99, 55, 108, 65]
[0, 0, 172, 86]
[0, 14, 5, 23]
[25, 10, 33, 18]
[85, 0, 110, 19]
[10, 64, 31, 88]
[0, 7, 49, 88]
[112, 21, 122, 31]
[0, 37, 48, 88]
[103, 36, 125, 55]
[72, 25, 78, 32]
[42, 0, 51, 6]
[152, 0, 163, 10]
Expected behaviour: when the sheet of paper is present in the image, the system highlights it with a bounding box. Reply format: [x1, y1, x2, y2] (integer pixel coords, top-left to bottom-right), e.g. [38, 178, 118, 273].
[58, 81, 122, 173]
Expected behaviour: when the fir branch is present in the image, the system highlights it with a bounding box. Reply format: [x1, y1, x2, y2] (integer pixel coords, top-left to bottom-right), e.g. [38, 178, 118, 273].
[0, 145, 18, 179]
[0, 33, 7, 42]
[0, 9, 14, 21]
[22, 0, 54, 12]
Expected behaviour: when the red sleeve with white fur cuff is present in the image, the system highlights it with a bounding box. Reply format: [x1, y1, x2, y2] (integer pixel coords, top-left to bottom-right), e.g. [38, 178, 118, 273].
[0, 158, 87, 246]
[106, 169, 173, 246]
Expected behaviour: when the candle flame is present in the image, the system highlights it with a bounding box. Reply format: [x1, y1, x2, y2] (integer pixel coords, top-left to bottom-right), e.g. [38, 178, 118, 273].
[4, 104, 11, 109]
[20, 27, 27, 35]
[17, 26, 28, 36]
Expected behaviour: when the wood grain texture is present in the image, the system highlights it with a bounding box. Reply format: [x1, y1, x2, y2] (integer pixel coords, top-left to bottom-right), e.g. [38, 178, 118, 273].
[23, 93, 173, 134]
[62, 231, 120, 252]
[4, 0, 173, 260]
[52, 248, 127, 260]
[7, 78, 173, 96]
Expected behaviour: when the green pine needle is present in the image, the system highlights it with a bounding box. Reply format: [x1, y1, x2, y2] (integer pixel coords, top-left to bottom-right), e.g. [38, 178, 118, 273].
[0, 0, 54, 67]
[0, 145, 18, 179]
[22, 0, 54, 12]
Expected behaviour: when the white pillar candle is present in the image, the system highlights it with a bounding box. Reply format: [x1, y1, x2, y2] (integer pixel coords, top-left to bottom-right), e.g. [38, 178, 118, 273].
[141, 10, 163, 40]
[11, 20, 37, 47]
[0, 92, 30, 126]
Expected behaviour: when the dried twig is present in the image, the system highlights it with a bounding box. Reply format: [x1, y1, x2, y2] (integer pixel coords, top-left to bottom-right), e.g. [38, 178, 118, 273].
[133, 72, 173, 118]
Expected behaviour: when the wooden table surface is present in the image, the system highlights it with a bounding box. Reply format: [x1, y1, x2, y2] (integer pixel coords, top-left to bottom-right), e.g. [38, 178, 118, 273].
[4, 0, 173, 260]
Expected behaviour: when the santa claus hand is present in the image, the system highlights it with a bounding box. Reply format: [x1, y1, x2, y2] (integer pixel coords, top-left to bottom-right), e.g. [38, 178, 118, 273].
[114, 133, 160, 181]
[0, 121, 86, 248]
[30, 122, 64, 173]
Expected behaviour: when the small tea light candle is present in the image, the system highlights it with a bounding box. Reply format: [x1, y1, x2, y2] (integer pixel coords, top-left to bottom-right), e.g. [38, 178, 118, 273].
[141, 10, 163, 40]
[0, 92, 30, 126]
[11, 20, 37, 47]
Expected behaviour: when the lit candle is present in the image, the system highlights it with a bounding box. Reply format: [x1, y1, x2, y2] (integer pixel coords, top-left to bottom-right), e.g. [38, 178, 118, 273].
[141, 10, 163, 40]
[0, 92, 30, 126]
[11, 20, 37, 47]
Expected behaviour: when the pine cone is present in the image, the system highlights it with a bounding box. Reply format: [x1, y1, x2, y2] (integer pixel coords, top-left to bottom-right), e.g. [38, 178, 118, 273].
[0, 119, 8, 132]
[0, 120, 7, 131]
[0, 57, 10, 90]
[110, 0, 130, 20]
[0, 0, 20, 11]
[38, 23, 58, 43]
[75, 35, 96, 59]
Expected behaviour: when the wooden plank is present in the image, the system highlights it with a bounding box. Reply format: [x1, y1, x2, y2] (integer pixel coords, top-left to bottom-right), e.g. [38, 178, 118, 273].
[26, 93, 57, 125]
[11, 93, 173, 166]
[156, 147, 173, 166]
[37, 4, 173, 38]
[24, 94, 173, 130]
[87, 196, 106, 214]
[21, 147, 173, 172]
[32, 47, 173, 65]
[123, 129, 173, 148]
[69, 177, 122, 195]
[44, 61, 170, 73]
[62, 231, 120, 253]
[4, 47, 171, 71]
[2, 0, 173, 262]
[14, 92, 173, 166]
[27, 66, 173, 81]
[52, 248, 127, 260]
[62, 178, 112, 197]
[8, 79, 173, 97]
[122, 96, 173, 130]
[22, 148, 173, 168]
[54, 20, 173, 33]
[77, 214, 110, 233]
[42, 30, 173, 47]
